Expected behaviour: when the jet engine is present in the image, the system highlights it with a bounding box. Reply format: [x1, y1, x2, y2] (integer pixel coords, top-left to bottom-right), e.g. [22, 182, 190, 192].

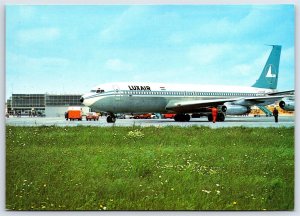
[224, 105, 251, 115]
[218, 105, 227, 112]
[279, 99, 294, 111]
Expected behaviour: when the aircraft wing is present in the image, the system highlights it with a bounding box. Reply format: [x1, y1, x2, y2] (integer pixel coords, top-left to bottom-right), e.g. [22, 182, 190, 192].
[165, 98, 240, 112]
[165, 95, 285, 112]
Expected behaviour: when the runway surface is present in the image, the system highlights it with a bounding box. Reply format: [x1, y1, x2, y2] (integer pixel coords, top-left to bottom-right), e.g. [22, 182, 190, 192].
[5, 115, 294, 128]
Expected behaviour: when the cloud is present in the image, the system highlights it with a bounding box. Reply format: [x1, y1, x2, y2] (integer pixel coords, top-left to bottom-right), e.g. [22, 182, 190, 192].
[104, 58, 134, 72]
[7, 53, 70, 75]
[166, 6, 282, 45]
[99, 6, 150, 42]
[18, 5, 36, 20]
[167, 33, 184, 44]
[281, 47, 294, 65]
[6, 5, 294, 96]
[231, 64, 252, 76]
[277, 46, 294, 90]
[188, 44, 232, 65]
[6, 53, 72, 95]
[181, 43, 276, 86]
[18, 28, 60, 43]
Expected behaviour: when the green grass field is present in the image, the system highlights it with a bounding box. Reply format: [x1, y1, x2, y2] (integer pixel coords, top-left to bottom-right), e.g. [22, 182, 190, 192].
[6, 126, 294, 210]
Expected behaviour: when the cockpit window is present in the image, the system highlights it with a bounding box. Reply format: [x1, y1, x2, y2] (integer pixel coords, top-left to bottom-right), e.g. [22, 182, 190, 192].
[91, 88, 105, 93]
[96, 89, 105, 93]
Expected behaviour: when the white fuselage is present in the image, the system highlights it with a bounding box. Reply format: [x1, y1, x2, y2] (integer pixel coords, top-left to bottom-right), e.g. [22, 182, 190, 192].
[81, 82, 275, 114]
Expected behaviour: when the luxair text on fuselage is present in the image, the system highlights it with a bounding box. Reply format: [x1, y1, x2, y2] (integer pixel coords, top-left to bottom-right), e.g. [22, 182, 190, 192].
[128, 85, 151, 91]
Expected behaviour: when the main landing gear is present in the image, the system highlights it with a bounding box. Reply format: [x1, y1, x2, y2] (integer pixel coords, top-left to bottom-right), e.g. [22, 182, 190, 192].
[174, 113, 190, 122]
[106, 113, 116, 123]
[207, 112, 225, 122]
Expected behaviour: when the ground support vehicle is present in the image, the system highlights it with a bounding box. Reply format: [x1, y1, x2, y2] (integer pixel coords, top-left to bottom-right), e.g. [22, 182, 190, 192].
[86, 112, 100, 121]
[65, 107, 83, 121]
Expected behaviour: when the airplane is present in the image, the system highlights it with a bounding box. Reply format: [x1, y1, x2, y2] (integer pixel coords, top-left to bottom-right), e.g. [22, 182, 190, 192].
[80, 45, 293, 123]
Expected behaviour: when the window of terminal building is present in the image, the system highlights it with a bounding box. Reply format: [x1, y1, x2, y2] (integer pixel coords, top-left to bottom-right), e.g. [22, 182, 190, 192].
[12, 94, 45, 108]
[46, 95, 82, 106]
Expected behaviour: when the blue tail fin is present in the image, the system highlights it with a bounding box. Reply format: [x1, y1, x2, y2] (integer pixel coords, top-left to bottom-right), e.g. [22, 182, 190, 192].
[252, 45, 281, 89]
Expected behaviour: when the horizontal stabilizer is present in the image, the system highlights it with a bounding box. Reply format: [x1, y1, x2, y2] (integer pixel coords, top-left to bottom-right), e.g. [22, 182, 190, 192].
[267, 90, 294, 96]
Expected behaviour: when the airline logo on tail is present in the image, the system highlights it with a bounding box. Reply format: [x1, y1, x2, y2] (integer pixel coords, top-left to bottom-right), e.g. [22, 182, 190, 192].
[252, 45, 281, 89]
[266, 65, 276, 78]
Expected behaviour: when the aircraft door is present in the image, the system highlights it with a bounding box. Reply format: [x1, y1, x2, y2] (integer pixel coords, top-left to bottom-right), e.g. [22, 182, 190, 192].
[113, 84, 121, 101]
[112, 84, 122, 113]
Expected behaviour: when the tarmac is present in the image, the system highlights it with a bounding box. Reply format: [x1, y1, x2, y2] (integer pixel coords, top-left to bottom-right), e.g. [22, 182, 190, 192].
[5, 115, 295, 128]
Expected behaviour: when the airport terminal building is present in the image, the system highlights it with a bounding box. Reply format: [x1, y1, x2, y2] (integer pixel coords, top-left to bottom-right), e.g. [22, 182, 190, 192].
[6, 94, 89, 117]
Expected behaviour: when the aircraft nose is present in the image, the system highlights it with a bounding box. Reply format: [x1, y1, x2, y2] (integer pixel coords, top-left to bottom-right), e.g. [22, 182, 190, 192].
[80, 97, 84, 103]
[80, 93, 97, 107]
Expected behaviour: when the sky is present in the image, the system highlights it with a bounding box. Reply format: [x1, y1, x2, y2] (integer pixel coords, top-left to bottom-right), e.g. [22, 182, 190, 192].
[6, 4, 294, 99]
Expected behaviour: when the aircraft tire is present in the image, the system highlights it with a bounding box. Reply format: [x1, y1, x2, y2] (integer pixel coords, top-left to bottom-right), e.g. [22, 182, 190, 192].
[175, 114, 190, 122]
[111, 117, 116, 123]
[217, 113, 225, 122]
[174, 114, 183, 122]
[107, 113, 116, 123]
[184, 114, 190, 122]
[208, 114, 213, 122]
[107, 116, 112, 123]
